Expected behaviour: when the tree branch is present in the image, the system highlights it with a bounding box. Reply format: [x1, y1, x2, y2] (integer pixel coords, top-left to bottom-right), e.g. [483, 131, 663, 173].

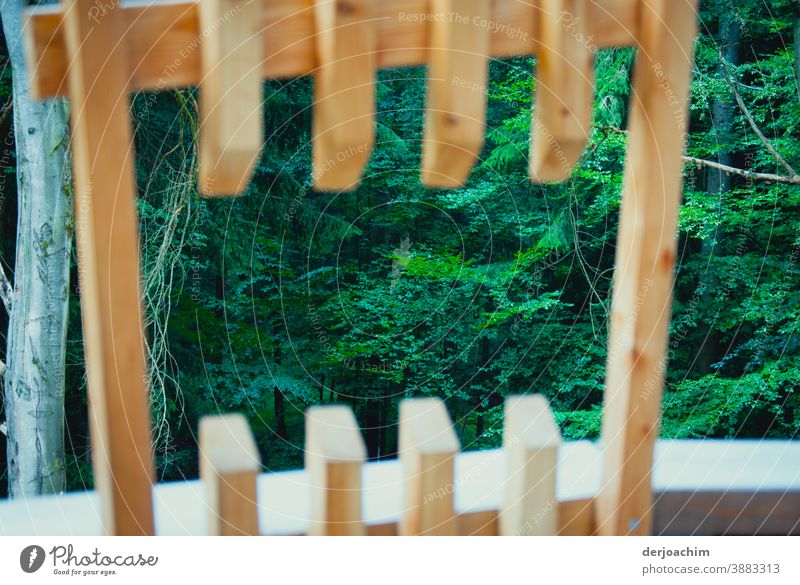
[719, 52, 799, 179]
[0, 98, 12, 127]
[0, 260, 12, 315]
[683, 156, 800, 185]
[598, 125, 800, 186]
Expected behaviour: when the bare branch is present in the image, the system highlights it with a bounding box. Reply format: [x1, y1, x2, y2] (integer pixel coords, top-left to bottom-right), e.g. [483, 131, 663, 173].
[719, 52, 799, 179]
[598, 126, 800, 186]
[683, 156, 800, 185]
[0, 260, 12, 315]
[0, 98, 12, 127]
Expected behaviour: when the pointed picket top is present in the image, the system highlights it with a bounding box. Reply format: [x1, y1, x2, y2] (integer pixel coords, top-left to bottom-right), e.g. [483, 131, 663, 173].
[199, 414, 261, 535]
[312, 0, 376, 191]
[398, 398, 460, 535]
[530, 0, 595, 183]
[499, 394, 561, 535]
[305, 405, 367, 535]
[198, 0, 264, 196]
[421, 0, 490, 188]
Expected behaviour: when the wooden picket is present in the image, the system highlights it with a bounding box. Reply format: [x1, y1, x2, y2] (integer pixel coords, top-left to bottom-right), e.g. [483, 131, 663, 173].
[197, 0, 264, 195]
[199, 414, 261, 535]
[421, 0, 490, 187]
[530, 0, 594, 182]
[595, 0, 698, 536]
[499, 395, 561, 536]
[305, 406, 367, 535]
[194, 397, 566, 536]
[59, 0, 155, 536]
[398, 398, 460, 535]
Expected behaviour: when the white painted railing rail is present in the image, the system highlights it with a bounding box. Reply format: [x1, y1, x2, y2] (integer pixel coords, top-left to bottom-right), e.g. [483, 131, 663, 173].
[2, 440, 798, 536]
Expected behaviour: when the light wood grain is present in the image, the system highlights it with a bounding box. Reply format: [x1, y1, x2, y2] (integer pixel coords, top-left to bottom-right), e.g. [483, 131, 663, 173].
[25, 0, 640, 99]
[420, 0, 489, 187]
[60, 0, 155, 535]
[499, 395, 561, 535]
[305, 405, 367, 535]
[198, 0, 264, 195]
[398, 398, 460, 535]
[595, 0, 699, 536]
[530, 0, 594, 182]
[311, 0, 376, 190]
[199, 414, 261, 535]
[558, 498, 595, 535]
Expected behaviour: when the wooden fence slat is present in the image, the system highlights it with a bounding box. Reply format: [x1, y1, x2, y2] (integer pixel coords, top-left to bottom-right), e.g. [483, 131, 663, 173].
[420, 0, 490, 188]
[398, 398, 460, 535]
[499, 395, 561, 535]
[595, 0, 699, 536]
[25, 0, 640, 99]
[199, 414, 261, 535]
[312, 0, 376, 191]
[557, 498, 595, 535]
[60, 0, 155, 536]
[530, 0, 594, 182]
[198, 0, 264, 195]
[305, 405, 367, 535]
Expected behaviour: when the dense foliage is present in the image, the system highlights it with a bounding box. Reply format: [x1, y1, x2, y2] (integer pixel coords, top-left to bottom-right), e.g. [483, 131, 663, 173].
[1, 0, 798, 492]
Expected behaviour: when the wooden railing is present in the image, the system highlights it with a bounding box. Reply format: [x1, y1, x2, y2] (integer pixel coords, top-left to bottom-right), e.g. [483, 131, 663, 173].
[8, 0, 793, 537]
[2, 397, 799, 536]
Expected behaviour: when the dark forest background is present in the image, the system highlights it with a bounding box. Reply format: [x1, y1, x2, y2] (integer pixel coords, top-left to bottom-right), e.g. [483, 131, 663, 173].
[1, 0, 799, 494]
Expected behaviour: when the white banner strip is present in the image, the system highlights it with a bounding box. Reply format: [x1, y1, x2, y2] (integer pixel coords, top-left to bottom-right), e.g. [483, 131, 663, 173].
[0, 536, 798, 583]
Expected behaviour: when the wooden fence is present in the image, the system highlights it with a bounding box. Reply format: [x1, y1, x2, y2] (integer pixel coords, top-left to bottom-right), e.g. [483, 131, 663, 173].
[4, 0, 788, 537]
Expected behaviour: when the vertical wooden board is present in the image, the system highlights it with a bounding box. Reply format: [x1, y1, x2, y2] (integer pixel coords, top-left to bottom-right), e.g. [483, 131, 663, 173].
[499, 395, 561, 535]
[558, 498, 595, 535]
[421, 0, 490, 188]
[305, 405, 367, 535]
[595, 0, 698, 536]
[312, 0, 376, 191]
[199, 414, 261, 535]
[398, 398, 460, 535]
[60, 0, 154, 536]
[198, 0, 264, 195]
[458, 511, 498, 536]
[215, 472, 260, 535]
[530, 0, 595, 182]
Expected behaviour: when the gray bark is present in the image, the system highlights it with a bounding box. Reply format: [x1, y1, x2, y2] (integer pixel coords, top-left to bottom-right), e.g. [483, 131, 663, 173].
[1, 0, 72, 496]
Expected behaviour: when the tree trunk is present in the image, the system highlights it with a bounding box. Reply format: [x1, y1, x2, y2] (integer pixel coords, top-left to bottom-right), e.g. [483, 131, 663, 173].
[794, 8, 800, 100]
[272, 386, 287, 439]
[272, 343, 287, 439]
[1, 0, 71, 497]
[696, 14, 739, 373]
[377, 394, 388, 458]
[364, 396, 379, 459]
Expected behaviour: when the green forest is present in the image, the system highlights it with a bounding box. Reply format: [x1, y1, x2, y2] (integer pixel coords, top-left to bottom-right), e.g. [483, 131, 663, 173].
[1, 0, 799, 497]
